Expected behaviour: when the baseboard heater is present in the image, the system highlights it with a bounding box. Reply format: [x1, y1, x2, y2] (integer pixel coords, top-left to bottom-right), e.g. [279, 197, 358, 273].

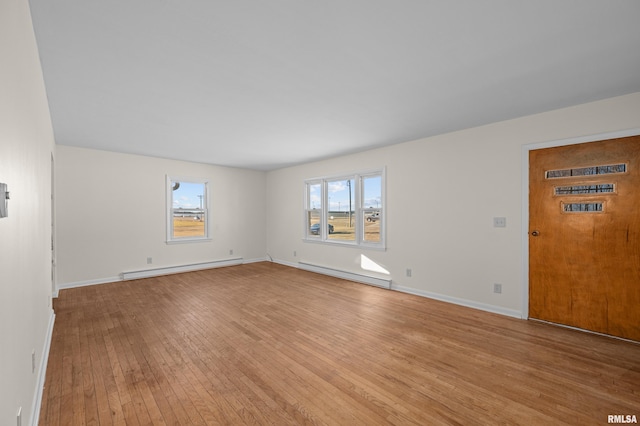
[122, 257, 243, 280]
[298, 261, 391, 289]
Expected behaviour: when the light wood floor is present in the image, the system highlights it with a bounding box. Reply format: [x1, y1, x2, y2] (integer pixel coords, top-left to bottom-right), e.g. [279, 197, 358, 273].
[40, 262, 639, 425]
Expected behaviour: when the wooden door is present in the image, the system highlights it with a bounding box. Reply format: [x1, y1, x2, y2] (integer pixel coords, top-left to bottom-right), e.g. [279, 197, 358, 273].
[529, 136, 640, 341]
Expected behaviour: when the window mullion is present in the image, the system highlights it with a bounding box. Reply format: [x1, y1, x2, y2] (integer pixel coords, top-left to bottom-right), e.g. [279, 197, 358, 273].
[355, 174, 362, 243]
[322, 179, 328, 240]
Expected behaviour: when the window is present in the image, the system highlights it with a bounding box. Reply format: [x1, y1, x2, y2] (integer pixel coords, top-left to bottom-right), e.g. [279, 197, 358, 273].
[554, 184, 615, 195]
[562, 202, 604, 213]
[305, 181, 322, 239]
[362, 174, 382, 243]
[166, 176, 210, 243]
[546, 163, 627, 178]
[327, 177, 356, 242]
[304, 169, 384, 248]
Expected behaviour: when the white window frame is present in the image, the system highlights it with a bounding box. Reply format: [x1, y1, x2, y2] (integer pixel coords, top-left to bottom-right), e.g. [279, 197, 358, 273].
[166, 175, 211, 244]
[305, 179, 323, 240]
[303, 168, 385, 249]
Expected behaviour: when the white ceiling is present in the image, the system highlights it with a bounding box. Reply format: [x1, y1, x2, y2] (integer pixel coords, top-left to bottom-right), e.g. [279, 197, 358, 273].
[29, 1, 640, 171]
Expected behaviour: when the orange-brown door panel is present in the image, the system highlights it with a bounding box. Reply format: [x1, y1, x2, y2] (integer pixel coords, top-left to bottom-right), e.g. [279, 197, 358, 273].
[529, 136, 640, 341]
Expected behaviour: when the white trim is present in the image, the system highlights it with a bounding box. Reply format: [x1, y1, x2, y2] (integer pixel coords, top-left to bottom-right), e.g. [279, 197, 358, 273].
[521, 142, 530, 319]
[272, 258, 299, 268]
[281, 258, 520, 318]
[523, 128, 640, 151]
[30, 309, 55, 426]
[242, 257, 270, 264]
[166, 175, 210, 243]
[298, 261, 391, 289]
[302, 237, 387, 251]
[303, 168, 386, 249]
[55, 258, 249, 292]
[122, 258, 243, 280]
[165, 237, 212, 245]
[521, 128, 640, 319]
[304, 167, 386, 185]
[392, 284, 523, 319]
[55, 276, 122, 295]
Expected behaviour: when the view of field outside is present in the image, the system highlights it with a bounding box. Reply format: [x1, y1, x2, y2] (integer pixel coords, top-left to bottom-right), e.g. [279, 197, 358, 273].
[307, 176, 382, 242]
[171, 181, 206, 238]
[362, 175, 382, 243]
[170, 176, 382, 241]
[173, 217, 205, 237]
[362, 213, 381, 243]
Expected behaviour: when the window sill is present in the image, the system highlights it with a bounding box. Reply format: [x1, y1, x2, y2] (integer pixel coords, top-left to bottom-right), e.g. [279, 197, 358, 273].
[166, 238, 212, 245]
[302, 238, 386, 251]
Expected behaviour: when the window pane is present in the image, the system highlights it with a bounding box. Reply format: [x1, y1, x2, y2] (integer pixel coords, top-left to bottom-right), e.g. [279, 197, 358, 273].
[554, 184, 615, 195]
[546, 163, 626, 178]
[363, 175, 382, 209]
[173, 212, 205, 238]
[363, 210, 381, 242]
[363, 175, 382, 243]
[171, 181, 206, 238]
[562, 202, 604, 213]
[307, 210, 321, 237]
[308, 183, 321, 209]
[327, 178, 355, 241]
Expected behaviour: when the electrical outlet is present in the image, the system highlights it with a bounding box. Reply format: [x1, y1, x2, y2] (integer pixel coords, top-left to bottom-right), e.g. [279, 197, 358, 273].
[229, 249, 234, 255]
[32, 350, 36, 373]
[493, 217, 507, 228]
[406, 268, 412, 277]
[293, 250, 297, 257]
[493, 283, 502, 294]
[146, 257, 152, 264]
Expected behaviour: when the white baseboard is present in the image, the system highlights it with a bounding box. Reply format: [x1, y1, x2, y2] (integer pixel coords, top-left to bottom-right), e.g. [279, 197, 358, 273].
[273, 258, 522, 319]
[271, 258, 299, 268]
[122, 257, 243, 280]
[298, 261, 392, 289]
[55, 275, 122, 296]
[56, 258, 248, 293]
[30, 308, 55, 426]
[392, 284, 524, 319]
[58, 258, 523, 320]
[243, 257, 269, 264]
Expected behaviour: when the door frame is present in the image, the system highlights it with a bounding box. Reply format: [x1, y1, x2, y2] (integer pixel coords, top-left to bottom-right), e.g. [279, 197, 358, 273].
[51, 152, 56, 298]
[520, 128, 640, 320]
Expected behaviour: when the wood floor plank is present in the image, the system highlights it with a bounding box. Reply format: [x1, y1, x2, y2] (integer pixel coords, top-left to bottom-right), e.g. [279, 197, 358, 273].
[78, 308, 99, 426]
[40, 262, 640, 425]
[42, 308, 64, 425]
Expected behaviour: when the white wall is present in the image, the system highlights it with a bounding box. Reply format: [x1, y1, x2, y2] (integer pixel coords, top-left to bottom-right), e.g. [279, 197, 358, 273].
[55, 146, 266, 286]
[56, 94, 640, 316]
[266, 93, 640, 317]
[0, 0, 56, 424]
